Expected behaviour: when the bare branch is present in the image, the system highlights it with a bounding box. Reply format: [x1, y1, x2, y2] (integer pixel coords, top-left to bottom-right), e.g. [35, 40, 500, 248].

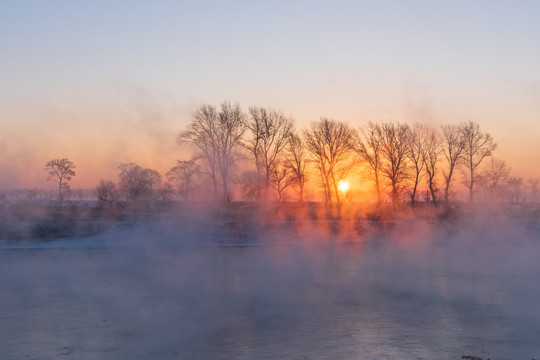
[44, 158, 76, 201]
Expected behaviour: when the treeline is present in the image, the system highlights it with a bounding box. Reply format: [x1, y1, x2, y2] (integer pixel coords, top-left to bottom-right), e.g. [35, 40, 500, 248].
[36, 101, 540, 208]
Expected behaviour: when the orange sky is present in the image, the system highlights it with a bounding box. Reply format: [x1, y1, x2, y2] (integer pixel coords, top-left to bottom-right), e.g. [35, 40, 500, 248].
[2, 91, 539, 190]
[1, 2, 540, 190]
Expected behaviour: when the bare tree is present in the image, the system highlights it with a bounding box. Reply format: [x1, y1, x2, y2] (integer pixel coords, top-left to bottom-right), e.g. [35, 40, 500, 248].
[507, 177, 523, 203]
[245, 106, 294, 200]
[284, 132, 308, 202]
[63, 185, 73, 201]
[177, 102, 246, 201]
[177, 104, 219, 199]
[118, 163, 161, 201]
[461, 121, 497, 203]
[158, 182, 175, 202]
[167, 159, 199, 201]
[95, 180, 118, 209]
[440, 124, 466, 204]
[303, 118, 357, 203]
[527, 178, 540, 203]
[356, 122, 383, 204]
[379, 121, 411, 208]
[239, 170, 260, 200]
[422, 126, 441, 204]
[44, 158, 76, 201]
[483, 157, 511, 201]
[216, 102, 247, 201]
[407, 123, 426, 205]
[270, 161, 294, 202]
[145, 169, 162, 200]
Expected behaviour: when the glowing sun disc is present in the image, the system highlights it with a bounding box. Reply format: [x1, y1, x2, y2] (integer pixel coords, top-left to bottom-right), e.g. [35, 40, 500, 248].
[338, 181, 349, 192]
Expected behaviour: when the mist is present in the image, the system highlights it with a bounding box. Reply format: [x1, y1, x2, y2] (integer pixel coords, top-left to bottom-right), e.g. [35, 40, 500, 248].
[1, 208, 539, 360]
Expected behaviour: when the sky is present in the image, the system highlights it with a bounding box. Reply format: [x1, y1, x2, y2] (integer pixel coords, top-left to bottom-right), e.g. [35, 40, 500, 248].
[1, 0, 540, 189]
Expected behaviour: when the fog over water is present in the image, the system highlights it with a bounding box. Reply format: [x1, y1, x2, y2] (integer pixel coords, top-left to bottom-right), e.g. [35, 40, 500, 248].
[1, 216, 539, 359]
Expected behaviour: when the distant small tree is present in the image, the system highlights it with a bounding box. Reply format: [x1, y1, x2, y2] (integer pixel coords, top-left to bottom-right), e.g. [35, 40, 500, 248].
[507, 177, 523, 203]
[44, 158, 76, 201]
[63, 185, 73, 201]
[483, 157, 511, 201]
[26, 189, 38, 201]
[75, 189, 85, 201]
[527, 178, 540, 203]
[167, 159, 200, 201]
[118, 163, 161, 201]
[158, 182, 175, 202]
[145, 169, 162, 200]
[95, 180, 118, 209]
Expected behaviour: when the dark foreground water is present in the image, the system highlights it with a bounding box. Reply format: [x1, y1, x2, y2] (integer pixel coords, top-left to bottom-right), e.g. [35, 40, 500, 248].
[1, 220, 539, 360]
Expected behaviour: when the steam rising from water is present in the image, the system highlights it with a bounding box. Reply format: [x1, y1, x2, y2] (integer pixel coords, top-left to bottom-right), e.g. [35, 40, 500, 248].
[1, 216, 539, 359]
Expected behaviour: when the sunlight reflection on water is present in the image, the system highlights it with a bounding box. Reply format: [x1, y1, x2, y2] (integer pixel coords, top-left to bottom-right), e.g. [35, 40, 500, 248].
[1, 223, 539, 359]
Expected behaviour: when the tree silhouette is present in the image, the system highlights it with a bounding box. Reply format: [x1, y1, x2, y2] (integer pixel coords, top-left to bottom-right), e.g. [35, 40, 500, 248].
[527, 178, 539, 203]
[422, 126, 442, 204]
[483, 157, 511, 201]
[284, 133, 308, 202]
[270, 161, 294, 202]
[379, 121, 411, 208]
[118, 163, 161, 201]
[178, 102, 246, 201]
[245, 106, 293, 200]
[303, 118, 357, 203]
[356, 122, 384, 205]
[507, 177, 523, 203]
[167, 159, 199, 201]
[461, 121, 497, 203]
[440, 124, 466, 204]
[95, 180, 118, 209]
[44, 158, 76, 201]
[407, 123, 426, 205]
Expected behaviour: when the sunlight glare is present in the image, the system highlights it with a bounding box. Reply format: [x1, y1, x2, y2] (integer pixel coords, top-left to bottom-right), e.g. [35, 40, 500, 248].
[338, 180, 349, 193]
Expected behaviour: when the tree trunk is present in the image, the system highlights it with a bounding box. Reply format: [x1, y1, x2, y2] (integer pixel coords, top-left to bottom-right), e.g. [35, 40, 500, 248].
[391, 181, 399, 209]
[331, 173, 340, 204]
[469, 175, 474, 203]
[222, 179, 229, 202]
[410, 173, 420, 206]
[444, 167, 454, 204]
[375, 171, 381, 204]
[430, 185, 437, 205]
[326, 177, 332, 203]
[211, 175, 218, 201]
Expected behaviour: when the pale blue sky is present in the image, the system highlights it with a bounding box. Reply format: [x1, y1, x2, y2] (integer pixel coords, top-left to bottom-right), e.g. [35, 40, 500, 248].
[1, 1, 540, 187]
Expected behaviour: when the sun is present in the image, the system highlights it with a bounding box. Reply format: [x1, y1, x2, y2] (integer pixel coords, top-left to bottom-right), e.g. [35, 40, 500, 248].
[338, 180, 349, 193]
